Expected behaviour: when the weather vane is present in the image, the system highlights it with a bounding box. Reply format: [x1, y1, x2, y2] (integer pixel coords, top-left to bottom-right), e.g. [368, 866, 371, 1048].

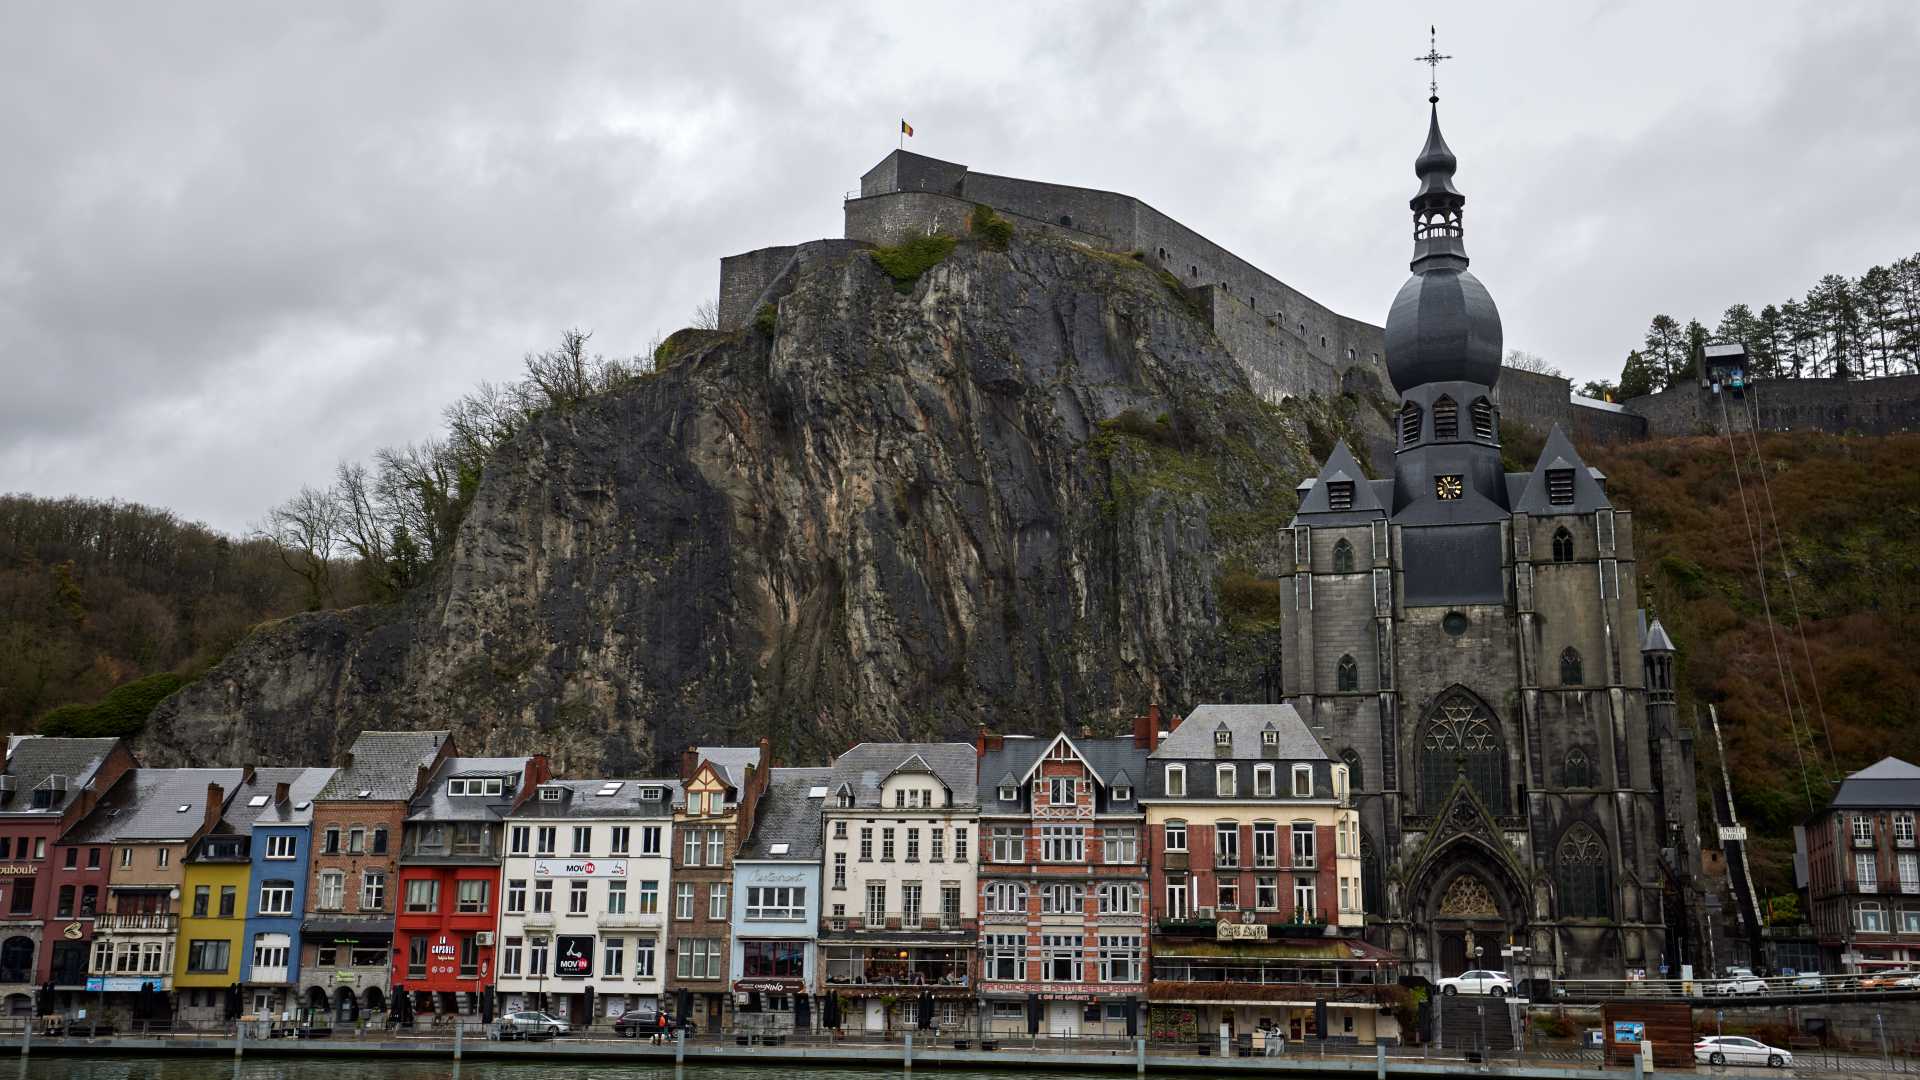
[1415, 25, 1452, 104]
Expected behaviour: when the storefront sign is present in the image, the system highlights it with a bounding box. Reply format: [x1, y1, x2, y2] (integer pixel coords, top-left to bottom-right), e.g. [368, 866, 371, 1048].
[335, 971, 358, 985]
[1216, 920, 1269, 940]
[733, 979, 803, 993]
[62, 923, 84, 940]
[555, 935, 594, 977]
[84, 977, 152, 992]
[534, 859, 628, 878]
[0, 864, 38, 875]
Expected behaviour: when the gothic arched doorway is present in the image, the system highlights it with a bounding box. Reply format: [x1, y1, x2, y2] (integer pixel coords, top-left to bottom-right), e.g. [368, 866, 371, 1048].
[1408, 837, 1530, 982]
[1430, 872, 1505, 977]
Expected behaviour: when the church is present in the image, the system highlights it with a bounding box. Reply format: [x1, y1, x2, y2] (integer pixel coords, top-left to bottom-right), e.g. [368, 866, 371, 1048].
[1275, 94, 1705, 985]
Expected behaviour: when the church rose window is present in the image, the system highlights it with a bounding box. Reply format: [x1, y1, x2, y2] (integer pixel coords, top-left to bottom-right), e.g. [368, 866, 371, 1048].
[1552, 527, 1574, 562]
[1556, 825, 1608, 918]
[1418, 690, 1505, 813]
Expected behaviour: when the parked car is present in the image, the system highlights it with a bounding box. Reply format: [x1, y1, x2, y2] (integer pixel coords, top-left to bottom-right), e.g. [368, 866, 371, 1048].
[499, 1011, 570, 1039]
[1695, 1035, 1791, 1067]
[1437, 970, 1514, 996]
[1707, 971, 1768, 995]
[1859, 970, 1916, 989]
[1790, 972, 1827, 992]
[612, 1010, 696, 1038]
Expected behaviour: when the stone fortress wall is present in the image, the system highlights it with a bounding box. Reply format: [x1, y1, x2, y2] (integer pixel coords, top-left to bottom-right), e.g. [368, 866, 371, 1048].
[716, 151, 1920, 444]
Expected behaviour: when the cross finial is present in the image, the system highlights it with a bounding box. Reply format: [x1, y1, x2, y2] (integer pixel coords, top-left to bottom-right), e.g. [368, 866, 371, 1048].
[1415, 24, 1452, 104]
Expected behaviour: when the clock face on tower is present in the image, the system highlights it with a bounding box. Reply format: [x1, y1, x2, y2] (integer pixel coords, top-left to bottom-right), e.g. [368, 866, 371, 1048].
[1435, 475, 1464, 501]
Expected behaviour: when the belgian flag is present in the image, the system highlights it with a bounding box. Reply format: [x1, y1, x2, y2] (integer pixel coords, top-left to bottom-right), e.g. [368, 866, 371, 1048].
[900, 119, 914, 138]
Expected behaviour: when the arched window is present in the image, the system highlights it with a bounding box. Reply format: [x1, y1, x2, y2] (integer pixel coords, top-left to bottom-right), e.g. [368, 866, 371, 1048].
[1471, 397, 1496, 440]
[1339, 748, 1363, 790]
[1336, 655, 1359, 692]
[1417, 688, 1506, 813]
[1561, 647, 1583, 686]
[1400, 402, 1423, 448]
[1359, 831, 1383, 915]
[1332, 539, 1355, 573]
[1556, 825, 1609, 918]
[1552, 528, 1574, 563]
[1562, 747, 1593, 788]
[1432, 396, 1458, 439]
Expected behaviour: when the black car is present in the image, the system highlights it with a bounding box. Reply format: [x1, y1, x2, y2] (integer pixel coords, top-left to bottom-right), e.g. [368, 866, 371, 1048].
[612, 1010, 696, 1038]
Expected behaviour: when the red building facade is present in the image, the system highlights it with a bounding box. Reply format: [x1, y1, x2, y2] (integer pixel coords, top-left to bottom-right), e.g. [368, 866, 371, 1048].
[392, 756, 546, 1017]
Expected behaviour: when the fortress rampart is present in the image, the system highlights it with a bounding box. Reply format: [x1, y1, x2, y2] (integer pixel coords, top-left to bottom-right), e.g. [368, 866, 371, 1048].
[716, 151, 1920, 446]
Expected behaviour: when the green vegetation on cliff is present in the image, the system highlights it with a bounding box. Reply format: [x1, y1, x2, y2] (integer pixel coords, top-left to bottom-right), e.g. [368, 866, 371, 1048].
[1586, 432, 1920, 890]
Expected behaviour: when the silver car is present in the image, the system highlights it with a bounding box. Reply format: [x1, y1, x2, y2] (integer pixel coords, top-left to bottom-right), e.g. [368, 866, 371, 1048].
[500, 1010, 570, 1039]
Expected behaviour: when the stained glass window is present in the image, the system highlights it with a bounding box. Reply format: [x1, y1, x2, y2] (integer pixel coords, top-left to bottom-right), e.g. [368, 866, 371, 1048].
[1418, 690, 1505, 813]
[1557, 826, 1608, 918]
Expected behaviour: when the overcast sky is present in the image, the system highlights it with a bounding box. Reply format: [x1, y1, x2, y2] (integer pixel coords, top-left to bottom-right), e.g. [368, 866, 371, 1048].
[3, 2, 1916, 535]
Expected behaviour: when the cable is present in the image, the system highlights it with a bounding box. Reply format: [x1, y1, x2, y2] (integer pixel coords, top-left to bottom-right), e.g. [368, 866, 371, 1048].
[1741, 387, 1840, 785]
[1718, 390, 1815, 811]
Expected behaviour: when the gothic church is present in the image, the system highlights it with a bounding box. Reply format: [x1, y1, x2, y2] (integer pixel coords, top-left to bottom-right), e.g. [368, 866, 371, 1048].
[1276, 98, 1704, 984]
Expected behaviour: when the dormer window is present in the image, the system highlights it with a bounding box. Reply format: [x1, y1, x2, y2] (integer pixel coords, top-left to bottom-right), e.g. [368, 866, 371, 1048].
[1327, 482, 1354, 511]
[1216, 765, 1237, 798]
[538, 786, 562, 802]
[1165, 765, 1186, 798]
[1432, 396, 1458, 439]
[1253, 765, 1276, 798]
[1471, 398, 1495, 440]
[638, 786, 662, 801]
[998, 784, 1017, 802]
[1213, 729, 1232, 757]
[1547, 469, 1576, 505]
[1292, 764, 1314, 797]
[1112, 785, 1132, 802]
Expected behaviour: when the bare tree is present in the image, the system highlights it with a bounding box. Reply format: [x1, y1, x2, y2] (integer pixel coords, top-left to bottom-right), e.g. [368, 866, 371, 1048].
[260, 485, 340, 610]
[1503, 349, 1565, 378]
[690, 299, 720, 330]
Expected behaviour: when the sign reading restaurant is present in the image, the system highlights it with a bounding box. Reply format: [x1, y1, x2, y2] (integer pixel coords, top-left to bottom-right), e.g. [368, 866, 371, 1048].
[1216, 920, 1269, 941]
[533, 859, 628, 878]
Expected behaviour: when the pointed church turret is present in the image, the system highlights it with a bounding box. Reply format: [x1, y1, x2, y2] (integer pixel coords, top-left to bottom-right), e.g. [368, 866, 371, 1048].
[1385, 93, 1508, 520]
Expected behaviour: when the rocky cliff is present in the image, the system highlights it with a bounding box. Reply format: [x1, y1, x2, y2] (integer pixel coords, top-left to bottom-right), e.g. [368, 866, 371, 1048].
[145, 229, 1391, 773]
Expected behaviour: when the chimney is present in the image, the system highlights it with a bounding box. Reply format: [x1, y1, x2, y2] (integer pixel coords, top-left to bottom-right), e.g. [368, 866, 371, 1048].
[680, 746, 700, 782]
[203, 783, 226, 834]
[1133, 703, 1164, 751]
[273, 782, 291, 806]
[976, 725, 989, 758]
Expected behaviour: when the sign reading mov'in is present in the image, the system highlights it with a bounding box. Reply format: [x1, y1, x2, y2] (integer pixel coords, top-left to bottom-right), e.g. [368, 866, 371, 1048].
[534, 859, 629, 878]
[555, 935, 595, 977]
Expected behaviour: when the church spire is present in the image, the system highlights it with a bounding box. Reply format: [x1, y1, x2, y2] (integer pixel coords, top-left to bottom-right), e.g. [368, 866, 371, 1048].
[1409, 28, 1466, 273]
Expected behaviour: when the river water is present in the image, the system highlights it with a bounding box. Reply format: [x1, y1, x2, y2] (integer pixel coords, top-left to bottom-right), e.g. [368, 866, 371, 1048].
[9, 1063, 1182, 1080]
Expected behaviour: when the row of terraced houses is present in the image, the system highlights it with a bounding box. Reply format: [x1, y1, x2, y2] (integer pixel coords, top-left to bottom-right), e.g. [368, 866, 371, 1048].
[0, 704, 1424, 1044]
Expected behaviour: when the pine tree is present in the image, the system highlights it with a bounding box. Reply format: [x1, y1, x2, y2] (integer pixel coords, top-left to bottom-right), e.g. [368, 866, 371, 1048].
[1618, 349, 1657, 399]
[1643, 315, 1685, 389]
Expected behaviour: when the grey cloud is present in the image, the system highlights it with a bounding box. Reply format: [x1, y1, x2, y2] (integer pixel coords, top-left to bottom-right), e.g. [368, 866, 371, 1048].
[1, 1, 1914, 533]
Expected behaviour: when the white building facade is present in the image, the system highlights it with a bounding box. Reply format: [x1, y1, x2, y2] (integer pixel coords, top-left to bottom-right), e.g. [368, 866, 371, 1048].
[817, 744, 979, 1035]
[495, 779, 675, 1026]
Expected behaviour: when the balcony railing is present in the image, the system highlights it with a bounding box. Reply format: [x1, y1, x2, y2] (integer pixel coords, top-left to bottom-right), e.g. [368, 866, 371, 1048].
[838, 912, 968, 933]
[96, 913, 178, 932]
[596, 911, 661, 929]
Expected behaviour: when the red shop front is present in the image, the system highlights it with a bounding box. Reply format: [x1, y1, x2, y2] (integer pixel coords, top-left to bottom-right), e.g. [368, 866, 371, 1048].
[392, 865, 499, 1017]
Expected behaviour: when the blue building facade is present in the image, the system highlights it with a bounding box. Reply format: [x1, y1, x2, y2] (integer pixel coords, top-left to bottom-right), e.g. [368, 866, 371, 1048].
[728, 768, 828, 1027]
[240, 767, 335, 1017]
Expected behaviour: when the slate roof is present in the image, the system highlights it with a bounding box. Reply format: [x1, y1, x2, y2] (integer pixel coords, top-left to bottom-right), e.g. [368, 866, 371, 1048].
[1152, 705, 1325, 760]
[211, 767, 317, 835]
[252, 767, 339, 827]
[739, 767, 832, 861]
[1291, 441, 1388, 526]
[977, 734, 1150, 815]
[1830, 758, 1920, 809]
[68, 767, 246, 843]
[0, 736, 123, 817]
[695, 745, 764, 790]
[825, 743, 977, 809]
[1512, 425, 1612, 516]
[508, 778, 680, 821]
[407, 757, 538, 822]
[318, 730, 450, 802]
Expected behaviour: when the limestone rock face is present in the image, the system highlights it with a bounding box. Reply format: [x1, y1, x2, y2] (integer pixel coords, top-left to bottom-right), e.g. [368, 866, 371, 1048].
[145, 235, 1389, 773]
